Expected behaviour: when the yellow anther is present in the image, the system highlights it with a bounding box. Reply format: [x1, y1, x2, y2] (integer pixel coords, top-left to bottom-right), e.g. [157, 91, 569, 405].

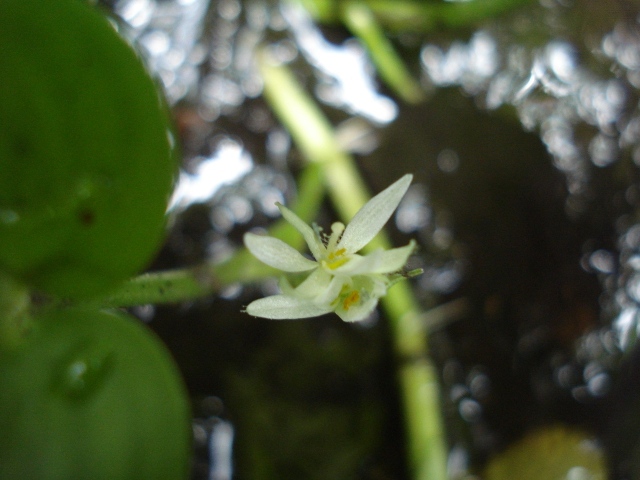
[327, 248, 346, 260]
[323, 256, 349, 270]
[342, 290, 360, 310]
[323, 248, 348, 270]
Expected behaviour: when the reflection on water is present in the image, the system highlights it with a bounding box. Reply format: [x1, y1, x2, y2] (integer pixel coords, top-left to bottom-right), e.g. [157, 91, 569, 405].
[169, 137, 253, 211]
[612, 224, 640, 349]
[208, 420, 235, 480]
[115, 0, 210, 102]
[420, 21, 636, 212]
[281, 2, 398, 124]
[421, 31, 499, 95]
[417, 12, 640, 472]
[192, 396, 235, 480]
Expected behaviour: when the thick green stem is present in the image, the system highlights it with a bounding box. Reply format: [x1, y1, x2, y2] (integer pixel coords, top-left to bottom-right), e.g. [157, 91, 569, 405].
[259, 54, 447, 480]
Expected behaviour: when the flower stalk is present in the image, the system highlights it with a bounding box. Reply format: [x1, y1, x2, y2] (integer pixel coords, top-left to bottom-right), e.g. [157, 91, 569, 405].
[88, 164, 326, 309]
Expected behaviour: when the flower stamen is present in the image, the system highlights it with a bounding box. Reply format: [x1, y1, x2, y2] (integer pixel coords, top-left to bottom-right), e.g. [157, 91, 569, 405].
[342, 290, 360, 310]
[323, 246, 348, 270]
[322, 256, 349, 270]
[327, 222, 345, 251]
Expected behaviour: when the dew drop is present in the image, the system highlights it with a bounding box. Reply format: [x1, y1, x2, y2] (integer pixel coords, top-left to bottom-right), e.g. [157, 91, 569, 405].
[54, 342, 115, 399]
[0, 209, 19, 225]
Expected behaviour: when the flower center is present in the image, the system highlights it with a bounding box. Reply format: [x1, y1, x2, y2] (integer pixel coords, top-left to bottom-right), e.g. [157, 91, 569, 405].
[323, 247, 348, 270]
[342, 290, 360, 311]
[320, 222, 349, 270]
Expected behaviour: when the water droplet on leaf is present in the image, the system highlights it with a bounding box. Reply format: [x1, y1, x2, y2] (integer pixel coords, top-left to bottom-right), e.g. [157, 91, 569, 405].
[55, 342, 115, 399]
[0, 209, 19, 225]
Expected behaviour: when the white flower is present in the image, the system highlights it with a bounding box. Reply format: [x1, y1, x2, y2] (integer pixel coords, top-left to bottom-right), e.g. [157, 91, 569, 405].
[243, 174, 416, 322]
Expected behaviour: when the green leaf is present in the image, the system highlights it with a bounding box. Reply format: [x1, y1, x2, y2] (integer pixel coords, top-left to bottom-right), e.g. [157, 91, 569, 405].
[0, 0, 178, 298]
[0, 308, 191, 480]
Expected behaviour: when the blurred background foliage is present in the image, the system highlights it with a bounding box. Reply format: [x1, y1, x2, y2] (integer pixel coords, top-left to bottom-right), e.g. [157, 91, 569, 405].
[99, 0, 640, 478]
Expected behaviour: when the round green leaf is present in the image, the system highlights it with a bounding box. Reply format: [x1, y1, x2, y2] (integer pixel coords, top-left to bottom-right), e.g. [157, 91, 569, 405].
[0, 308, 191, 480]
[0, 0, 177, 297]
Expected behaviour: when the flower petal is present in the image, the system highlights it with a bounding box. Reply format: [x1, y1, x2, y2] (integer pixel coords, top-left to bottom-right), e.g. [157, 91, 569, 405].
[246, 294, 333, 319]
[314, 275, 349, 305]
[292, 268, 332, 298]
[244, 232, 317, 272]
[277, 203, 325, 260]
[338, 174, 412, 254]
[334, 240, 416, 275]
[336, 296, 379, 322]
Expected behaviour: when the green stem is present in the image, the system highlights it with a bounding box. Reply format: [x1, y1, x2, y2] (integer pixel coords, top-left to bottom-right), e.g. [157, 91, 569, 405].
[381, 281, 448, 480]
[259, 53, 447, 480]
[341, 1, 423, 104]
[298, 0, 533, 32]
[259, 51, 369, 217]
[365, 0, 534, 31]
[90, 163, 325, 308]
[94, 266, 223, 309]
